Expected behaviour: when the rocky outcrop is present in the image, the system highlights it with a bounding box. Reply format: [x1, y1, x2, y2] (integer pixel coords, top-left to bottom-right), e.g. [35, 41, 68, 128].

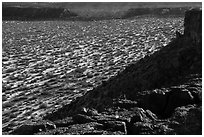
[10, 8, 202, 135]
[184, 8, 202, 53]
[139, 77, 201, 118]
[169, 105, 202, 134]
[10, 120, 56, 135]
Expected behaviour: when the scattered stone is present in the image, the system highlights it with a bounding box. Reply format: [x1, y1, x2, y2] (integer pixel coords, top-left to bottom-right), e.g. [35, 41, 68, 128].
[39, 102, 48, 109]
[72, 114, 96, 124]
[53, 118, 74, 128]
[145, 109, 158, 121]
[127, 122, 153, 135]
[12, 96, 28, 102]
[9, 113, 18, 118]
[129, 107, 148, 123]
[102, 121, 127, 133]
[45, 121, 56, 130]
[5, 67, 16, 73]
[11, 123, 46, 135]
[2, 95, 7, 101]
[176, 30, 182, 38]
[113, 99, 138, 109]
[2, 101, 15, 108]
[36, 122, 106, 135]
[170, 105, 202, 135]
[11, 120, 56, 135]
[81, 108, 100, 116]
[163, 88, 195, 117]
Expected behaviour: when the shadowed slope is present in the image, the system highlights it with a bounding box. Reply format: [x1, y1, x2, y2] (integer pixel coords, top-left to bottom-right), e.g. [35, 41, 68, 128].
[44, 8, 201, 120]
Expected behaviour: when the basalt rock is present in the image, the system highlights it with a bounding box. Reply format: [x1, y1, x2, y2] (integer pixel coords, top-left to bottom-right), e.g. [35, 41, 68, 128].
[169, 105, 202, 135]
[102, 121, 127, 133]
[72, 114, 96, 124]
[139, 86, 200, 118]
[113, 99, 138, 109]
[184, 8, 202, 52]
[11, 120, 56, 135]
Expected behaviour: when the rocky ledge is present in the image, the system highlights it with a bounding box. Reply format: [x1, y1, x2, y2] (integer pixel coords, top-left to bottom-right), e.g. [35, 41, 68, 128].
[8, 8, 202, 135]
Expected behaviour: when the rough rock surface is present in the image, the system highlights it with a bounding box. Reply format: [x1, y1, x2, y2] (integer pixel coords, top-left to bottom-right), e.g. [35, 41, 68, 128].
[184, 8, 202, 51]
[9, 8, 202, 135]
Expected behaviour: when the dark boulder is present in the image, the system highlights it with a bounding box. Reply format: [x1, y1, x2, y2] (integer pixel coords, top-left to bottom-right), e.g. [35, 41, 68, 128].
[127, 122, 153, 135]
[102, 121, 127, 133]
[72, 114, 96, 124]
[139, 91, 167, 117]
[113, 99, 138, 109]
[11, 120, 56, 135]
[163, 88, 195, 117]
[139, 87, 199, 118]
[169, 105, 202, 135]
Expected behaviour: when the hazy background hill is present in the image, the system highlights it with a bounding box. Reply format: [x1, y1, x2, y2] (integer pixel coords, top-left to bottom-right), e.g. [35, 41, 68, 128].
[3, 2, 202, 20]
[3, 2, 202, 8]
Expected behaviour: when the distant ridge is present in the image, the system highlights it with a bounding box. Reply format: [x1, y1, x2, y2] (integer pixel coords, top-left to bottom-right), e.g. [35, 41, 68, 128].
[2, 2, 201, 21]
[3, 2, 202, 9]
